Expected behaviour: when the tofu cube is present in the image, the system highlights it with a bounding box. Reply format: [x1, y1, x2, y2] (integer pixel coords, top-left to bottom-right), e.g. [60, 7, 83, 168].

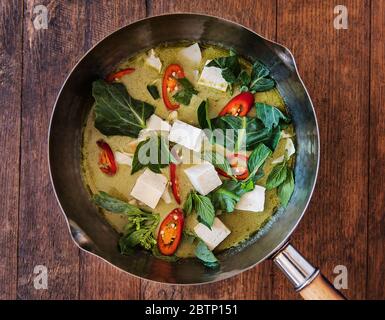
[168, 120, 203, 152]
[114, 151, 133, 166]
[178, 43, 202, 66]
[194, 217, 231, 250]
[146, 114, 171, 132]
[145, 49, 162, 72]
[272, 138, 296, 164]
[235, 185, 266, 212]
[130, 169, 167, 209]
[198, 60, 228, 92]
[184, 162, 222, 195]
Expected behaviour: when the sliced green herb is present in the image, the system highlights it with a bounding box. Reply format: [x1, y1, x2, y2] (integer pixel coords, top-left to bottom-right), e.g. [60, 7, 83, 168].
[92, 80, 155, 137]
[147, 84, 160, 99]
[173, 77, 198, 105]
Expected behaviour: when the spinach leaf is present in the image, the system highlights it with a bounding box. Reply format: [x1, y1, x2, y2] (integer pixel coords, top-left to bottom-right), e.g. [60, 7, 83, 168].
[266, 161, 288, 190]
[173, 78, 198, 105]
[195, 240, 219, 269]
[197, 100, 212, 130]
[278, 168, 295, 206]
[185, 191, 216, 228]
[93, 192, 159, 253]
[131, 135, 173, 174]
[255, 102, 290, 130]
[92, 80, 155, 137]
[247, 143, 272, 180]
[248, 61, 275, 92]
[146, 84, 160, 100]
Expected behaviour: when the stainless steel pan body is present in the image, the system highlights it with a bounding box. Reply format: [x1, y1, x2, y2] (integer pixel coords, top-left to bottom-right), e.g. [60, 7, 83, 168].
[49, 14, 319, 285]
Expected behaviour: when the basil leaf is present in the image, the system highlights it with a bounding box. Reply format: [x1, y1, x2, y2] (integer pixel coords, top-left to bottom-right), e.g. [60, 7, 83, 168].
[255, 102, 290, 130]
[183, 192, 194, 215]
[93, 80, 155, 137]
[207, 52, 241, 86]
[249, 61, 275, 92]
[193, 193, 215, 229]
[131, 135, 172, 174]
[173, 78, 198, 105]
[146, 84, 160, 100]
[197, 100, 212, 131]
[247, 143, 272, 180]
[266, 161, 288, 190]
[92, 191, 144, 215]
[278, 168, 295, 206]
[195, 240, 219, 269]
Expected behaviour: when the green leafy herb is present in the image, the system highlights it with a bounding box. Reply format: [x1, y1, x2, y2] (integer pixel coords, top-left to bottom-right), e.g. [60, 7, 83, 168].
[255, 102, 290, 130]
[210, 178, 256, 213]
[202, 150, 233, 179]
[248, 61, 275, 92]
[278, 168, 295, 206]
[207, 50, 241, 91]
[185, 191, 216, 228]
[197, 100, 212, 130]
[183, 230, 197, 244]
[146, 84, 160, 99]
[92, 192, 159, 253]
[173, 78, 198, 105]
[266, 161, 288, 190]
[131, 135, 174, 174]
[92, 80, 155, 137]
[246, 143, 272, 180]
[195, 240, 219, 269]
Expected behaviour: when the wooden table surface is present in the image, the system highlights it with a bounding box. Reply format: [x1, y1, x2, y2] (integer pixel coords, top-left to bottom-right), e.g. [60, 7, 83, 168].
[1, 0, 384, 300]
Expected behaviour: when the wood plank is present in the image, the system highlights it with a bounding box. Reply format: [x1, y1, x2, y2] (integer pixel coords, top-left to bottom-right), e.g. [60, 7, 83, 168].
[142, 0, 276, 300]
[78, 0, 145, 300]
[17, 0, 89, 299]
[0, 0, 22, 300]
[275, 0, 370, 299]
[368, 0, 385, 300]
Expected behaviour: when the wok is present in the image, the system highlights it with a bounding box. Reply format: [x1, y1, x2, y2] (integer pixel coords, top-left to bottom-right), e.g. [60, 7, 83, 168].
[49, 13, 344, 299]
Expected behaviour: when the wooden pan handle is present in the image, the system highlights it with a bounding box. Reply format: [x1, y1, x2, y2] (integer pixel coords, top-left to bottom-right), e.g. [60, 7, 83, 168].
[299, 273, 345, 300]
[273, 243, 346, 300]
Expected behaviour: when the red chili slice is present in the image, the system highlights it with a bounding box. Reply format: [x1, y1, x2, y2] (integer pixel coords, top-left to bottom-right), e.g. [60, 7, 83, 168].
[218, 92, 254, 116]
[162, 64, 185, 110]
[96, 139, 117, 175]
[157, 208, 184, 256]
[217, 153, 249, 180]
[106, 67, 135, 83]
[170, 163, 181, 204]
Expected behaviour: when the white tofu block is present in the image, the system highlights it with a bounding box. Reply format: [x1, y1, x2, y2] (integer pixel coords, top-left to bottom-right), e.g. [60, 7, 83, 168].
[235, 185, 266, 212]
[179, 43, 202, 66]
[198, 60, 228, 92]
[272, 138, 296, 164]
[184, 162, 222, 195]
[146, 114, 171, 132]
[194, 217, 231, 251]
[114, 151, 133, 166]
[161, 185, 172, 204]
[145, 49, 162, 72]
[168, 120, 203, 152]
[130, 169, 167, 209]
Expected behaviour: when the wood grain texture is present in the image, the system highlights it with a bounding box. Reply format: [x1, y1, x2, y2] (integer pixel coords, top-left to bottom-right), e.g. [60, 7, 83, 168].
[368, 0, 385, 300]
[0, 0, 22, 300]
[17, 0, 88, 299]
[78, 0, 145, 300]
[275, 0, 370, 299]
[142, 0, 277, 300]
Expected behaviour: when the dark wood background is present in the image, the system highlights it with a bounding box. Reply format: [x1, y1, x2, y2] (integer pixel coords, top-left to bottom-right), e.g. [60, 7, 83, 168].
[1, 0, 384, 300]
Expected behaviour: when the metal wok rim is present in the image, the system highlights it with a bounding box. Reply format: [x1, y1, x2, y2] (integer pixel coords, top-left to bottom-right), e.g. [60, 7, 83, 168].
[48, 12, 320, 286]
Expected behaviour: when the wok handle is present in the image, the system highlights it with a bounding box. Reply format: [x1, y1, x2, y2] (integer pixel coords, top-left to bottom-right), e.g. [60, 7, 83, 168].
[272, 243, 345, 300]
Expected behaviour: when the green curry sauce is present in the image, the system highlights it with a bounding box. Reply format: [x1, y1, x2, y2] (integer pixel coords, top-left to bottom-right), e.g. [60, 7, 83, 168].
[81, 44, 295, 260]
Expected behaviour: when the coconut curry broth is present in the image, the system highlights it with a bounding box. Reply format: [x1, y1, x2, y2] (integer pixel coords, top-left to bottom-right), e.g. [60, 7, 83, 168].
[82, 44, 295, 258]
